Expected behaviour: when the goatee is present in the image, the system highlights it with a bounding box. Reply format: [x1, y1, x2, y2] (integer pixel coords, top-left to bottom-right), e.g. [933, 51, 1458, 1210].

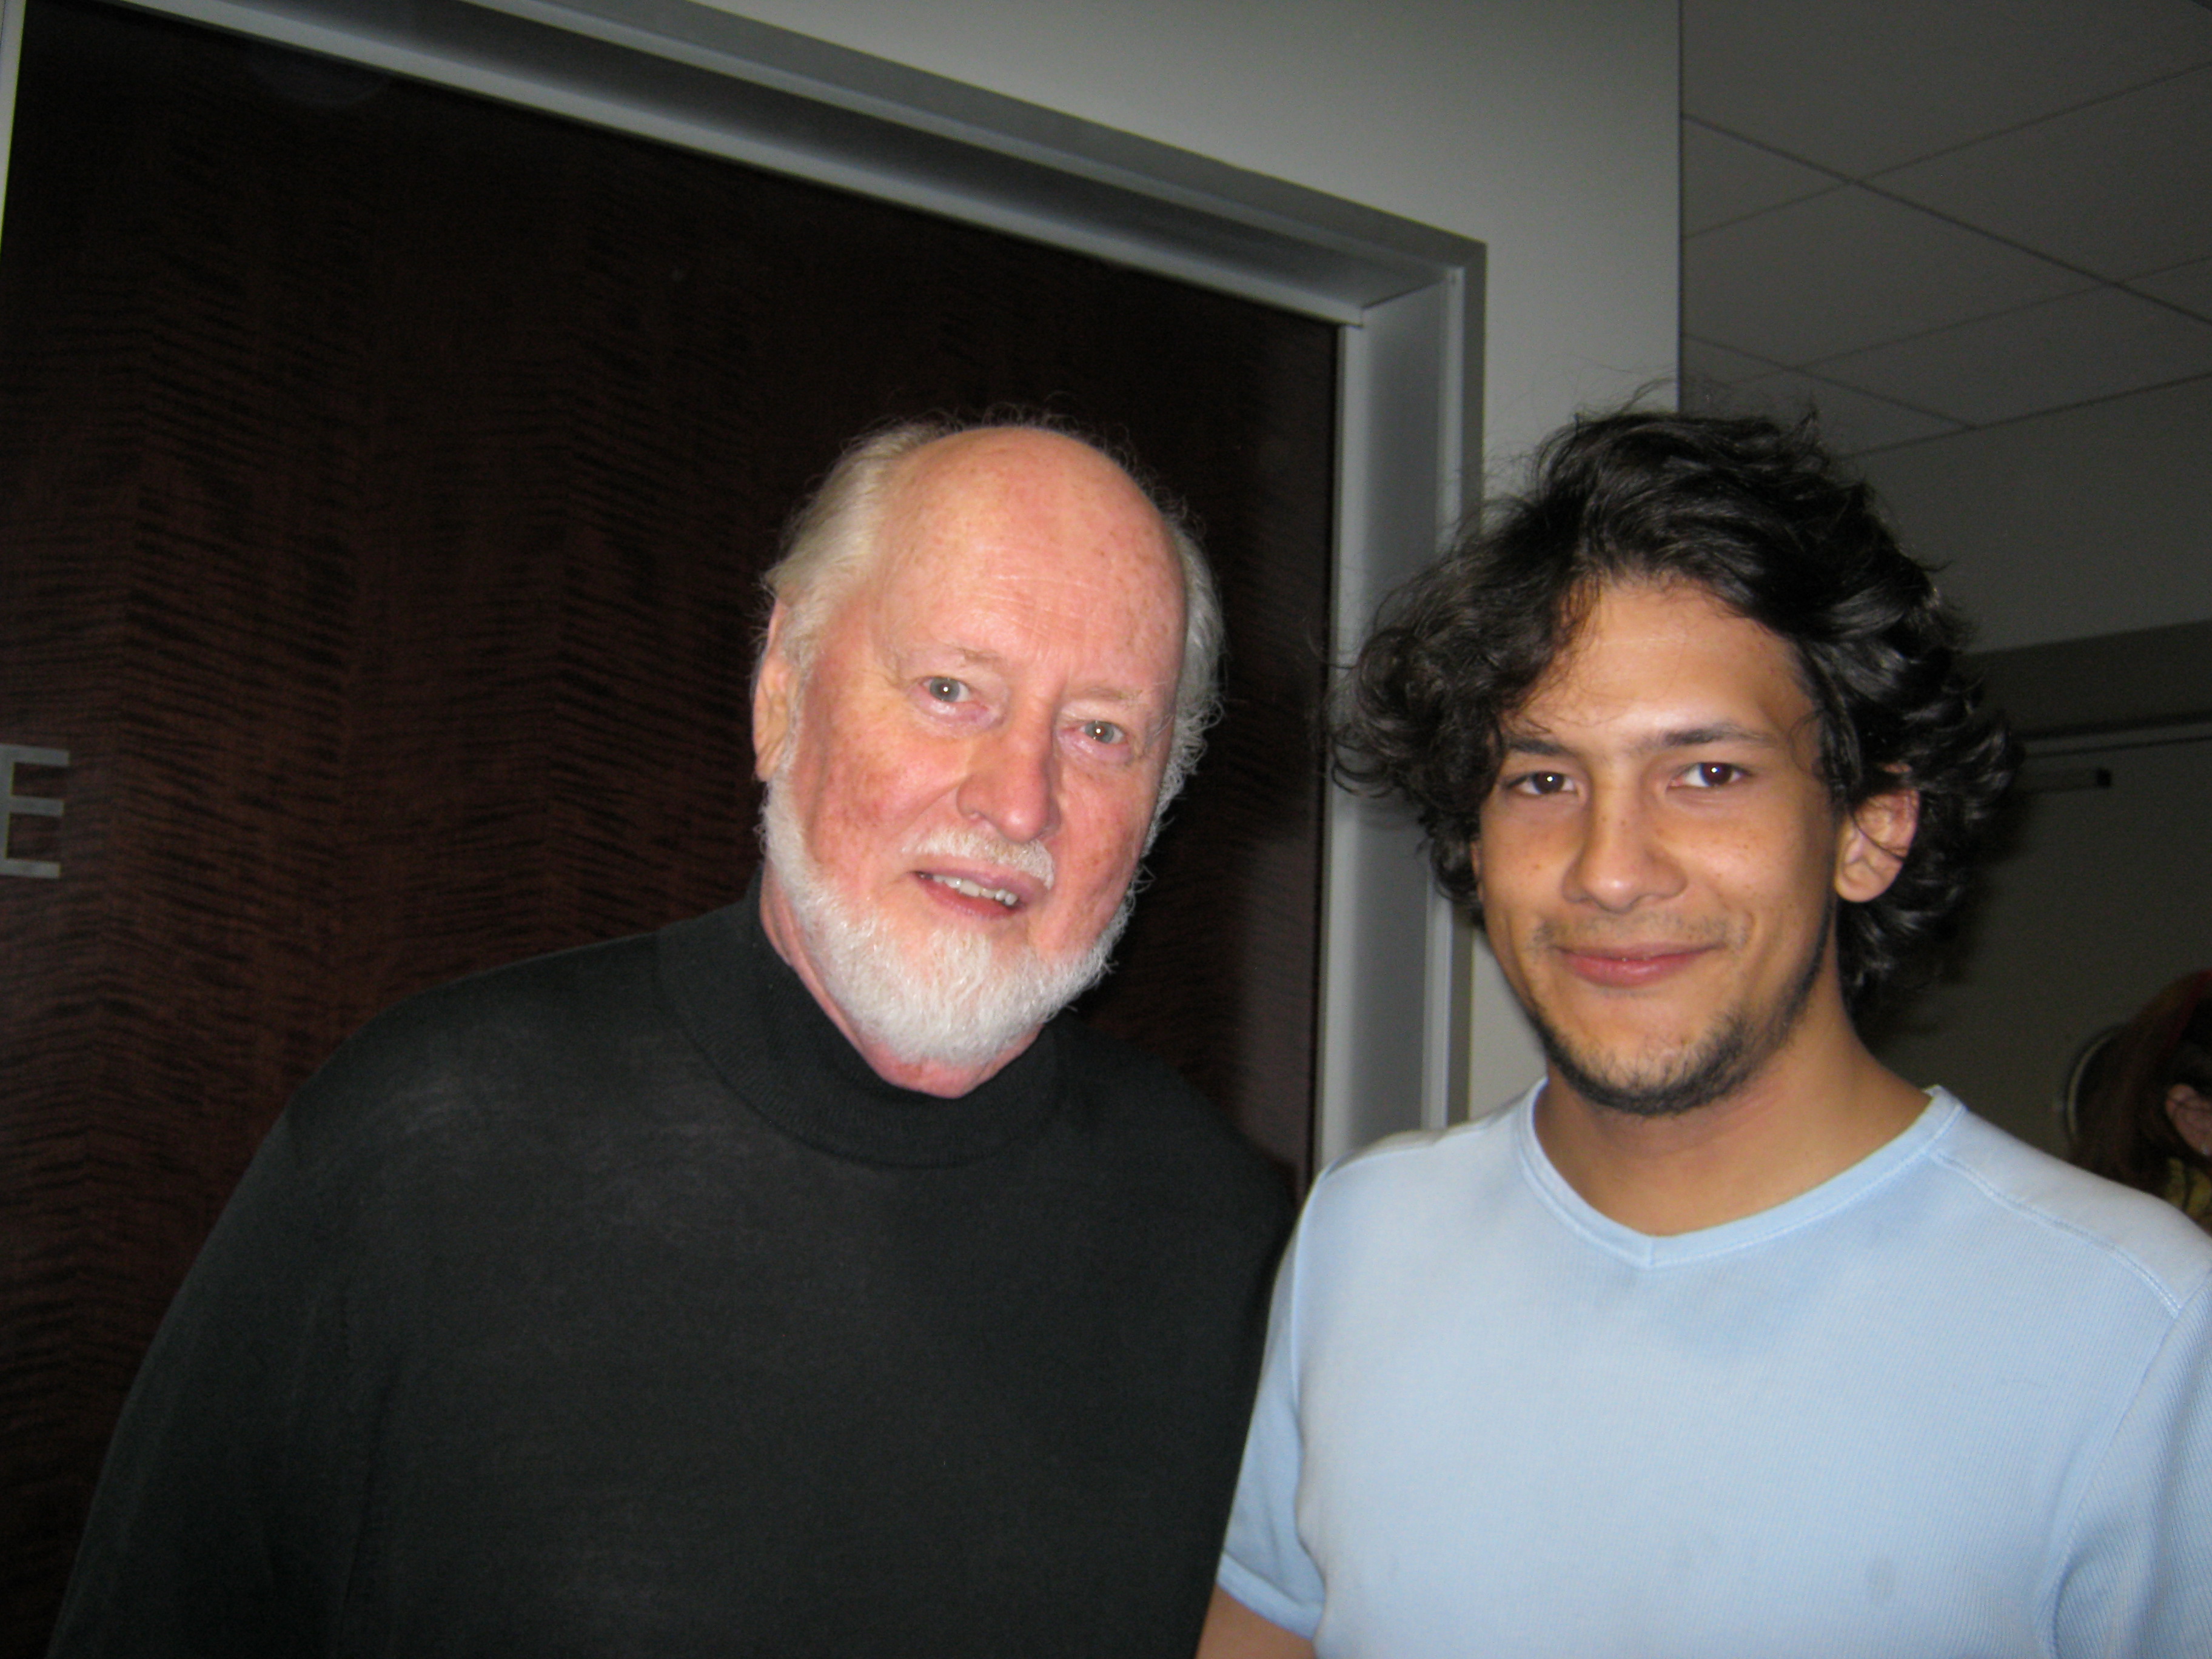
[1528, 903, 1833, 1119]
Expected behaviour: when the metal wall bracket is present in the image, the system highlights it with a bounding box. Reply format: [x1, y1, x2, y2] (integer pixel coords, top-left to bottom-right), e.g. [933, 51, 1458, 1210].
[1, 743, 67, 878]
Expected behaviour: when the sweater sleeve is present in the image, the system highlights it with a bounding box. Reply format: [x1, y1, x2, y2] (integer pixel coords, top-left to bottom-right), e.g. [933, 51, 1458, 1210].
[49, 1100, 366, 1657]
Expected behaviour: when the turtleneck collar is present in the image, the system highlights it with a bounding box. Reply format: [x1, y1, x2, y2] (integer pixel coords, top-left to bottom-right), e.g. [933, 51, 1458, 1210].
[654, 872, 1064, 1167]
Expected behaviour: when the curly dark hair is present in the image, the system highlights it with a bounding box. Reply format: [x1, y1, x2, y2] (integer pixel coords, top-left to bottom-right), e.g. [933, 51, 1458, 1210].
[1335, 407, 2018, 1014]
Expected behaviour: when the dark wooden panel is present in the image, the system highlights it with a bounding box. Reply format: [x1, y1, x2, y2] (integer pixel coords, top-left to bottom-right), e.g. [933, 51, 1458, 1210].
[0, 1, 1334, 1646]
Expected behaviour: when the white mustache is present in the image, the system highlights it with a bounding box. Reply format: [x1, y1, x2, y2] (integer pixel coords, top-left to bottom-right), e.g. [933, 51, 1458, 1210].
[908, 826, 1055, 889]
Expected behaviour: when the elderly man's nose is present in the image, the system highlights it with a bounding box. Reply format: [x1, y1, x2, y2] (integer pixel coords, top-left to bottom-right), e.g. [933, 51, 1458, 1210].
[957, 719, 1060, 843]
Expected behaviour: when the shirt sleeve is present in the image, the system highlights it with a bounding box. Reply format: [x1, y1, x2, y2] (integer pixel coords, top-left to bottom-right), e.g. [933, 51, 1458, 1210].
[2050, 1266, 2212, 1658]
[1216, 1202, 1327, 1639]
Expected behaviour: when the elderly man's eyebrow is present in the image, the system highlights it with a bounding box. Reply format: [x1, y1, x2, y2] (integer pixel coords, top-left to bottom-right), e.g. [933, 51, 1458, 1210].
[927, 645, 1162, 712]
[932, 644, 1008, 671]
[1073, 684, 1158, 709]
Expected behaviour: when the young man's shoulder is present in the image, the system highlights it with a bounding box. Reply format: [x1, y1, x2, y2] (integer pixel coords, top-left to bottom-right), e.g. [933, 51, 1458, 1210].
[1925, 1096, 2212, 1309]
[1319, 1110, 1517, 1188]
[1291, 1087, 2212, 1310]
[1285, 1097, 1530, 1256]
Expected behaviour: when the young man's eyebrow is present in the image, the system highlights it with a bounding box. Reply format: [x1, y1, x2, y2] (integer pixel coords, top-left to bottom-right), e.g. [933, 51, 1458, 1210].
[1496, 721, 1784, 759]
[1647, 722, 1785, 753]
[1498, 729, 1570, 759]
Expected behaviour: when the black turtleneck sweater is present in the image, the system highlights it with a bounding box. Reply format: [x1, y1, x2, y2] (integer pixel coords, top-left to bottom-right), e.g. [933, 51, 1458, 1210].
[53, 888, 1292, 1657]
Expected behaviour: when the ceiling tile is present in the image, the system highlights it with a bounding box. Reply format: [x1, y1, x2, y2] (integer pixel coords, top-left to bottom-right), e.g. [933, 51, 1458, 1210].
[1680, 334, 1785, 384]
[1874, 66, 2212, 280]
[1683, 0, 2212, 177]
[1683, 187, 2093, 364]
[2130, 258, 2212, 321]
[1682, 121, 1840, 235]
[1807, 284, 2212, 424]
[1695, 369, 1965, 454]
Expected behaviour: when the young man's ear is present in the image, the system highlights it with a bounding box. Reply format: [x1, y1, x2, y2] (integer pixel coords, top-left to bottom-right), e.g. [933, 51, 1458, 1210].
[1834, 784, 1920, 903]
[752, 603, 797, 783]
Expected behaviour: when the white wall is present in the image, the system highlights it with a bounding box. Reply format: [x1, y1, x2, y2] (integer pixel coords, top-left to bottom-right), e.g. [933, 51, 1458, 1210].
[1872, 735, 2212, 1155]
[696, 0, 1681, 1113]
[1852, 377, 2212, 1139]
[698, 1, 1680, 491]
[1858, 375, 2212, 652]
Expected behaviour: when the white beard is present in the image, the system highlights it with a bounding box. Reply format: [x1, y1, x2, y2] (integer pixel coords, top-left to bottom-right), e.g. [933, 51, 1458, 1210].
[760, 777, 1132, 1073]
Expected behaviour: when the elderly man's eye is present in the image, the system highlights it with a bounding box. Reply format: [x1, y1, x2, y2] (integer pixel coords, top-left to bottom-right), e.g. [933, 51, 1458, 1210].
[923, 677, 967, 703]
[1081, 720, 1127, 746]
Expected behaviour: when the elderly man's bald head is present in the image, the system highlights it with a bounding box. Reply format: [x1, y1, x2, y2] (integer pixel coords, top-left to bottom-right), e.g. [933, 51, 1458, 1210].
[761, 420, 1221, 806]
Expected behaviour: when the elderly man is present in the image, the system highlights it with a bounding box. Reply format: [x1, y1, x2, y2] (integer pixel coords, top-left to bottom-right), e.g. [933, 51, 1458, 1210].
[1202, 410, 2212, 1658]
[54, 422, 1291, 1657]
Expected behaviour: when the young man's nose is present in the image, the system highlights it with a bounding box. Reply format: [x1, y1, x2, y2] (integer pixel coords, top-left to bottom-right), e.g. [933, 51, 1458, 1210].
[1563, 794, 1684, 911]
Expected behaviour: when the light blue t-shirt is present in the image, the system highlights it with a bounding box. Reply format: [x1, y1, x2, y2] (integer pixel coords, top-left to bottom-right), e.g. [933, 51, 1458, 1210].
[1219, 1088, 2212, 1657]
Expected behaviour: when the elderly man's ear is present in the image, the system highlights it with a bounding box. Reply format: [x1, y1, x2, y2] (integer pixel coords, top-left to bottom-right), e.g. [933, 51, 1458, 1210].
[1833, 785, 1920, 904]
[2168, 1084, 2212, 1159]
[752, 603, 797, 783]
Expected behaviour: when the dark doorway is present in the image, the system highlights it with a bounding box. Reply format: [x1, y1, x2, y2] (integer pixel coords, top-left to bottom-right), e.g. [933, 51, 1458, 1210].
[0, 0, 1336, 1646]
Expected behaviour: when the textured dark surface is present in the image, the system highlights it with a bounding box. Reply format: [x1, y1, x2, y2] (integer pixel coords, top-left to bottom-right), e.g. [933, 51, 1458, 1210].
[0, 0, 1335, 1647]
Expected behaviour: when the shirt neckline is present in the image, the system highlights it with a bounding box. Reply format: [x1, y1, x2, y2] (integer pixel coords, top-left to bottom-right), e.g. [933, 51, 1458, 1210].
[1513, 1083, 1962, 1268]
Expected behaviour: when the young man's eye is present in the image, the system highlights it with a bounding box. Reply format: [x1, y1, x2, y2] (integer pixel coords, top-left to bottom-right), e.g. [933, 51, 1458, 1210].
[1506, 771, 1570, 797]
[1684, 761, 1743, 788]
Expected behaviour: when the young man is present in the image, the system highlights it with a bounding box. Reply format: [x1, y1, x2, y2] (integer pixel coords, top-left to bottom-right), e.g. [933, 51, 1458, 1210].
[55, 423, 1290, 1657]
[1202, 411, 2212, 1657]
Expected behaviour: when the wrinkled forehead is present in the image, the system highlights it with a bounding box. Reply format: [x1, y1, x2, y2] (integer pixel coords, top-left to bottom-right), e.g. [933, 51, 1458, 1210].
[892, 429, 1177, 558]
